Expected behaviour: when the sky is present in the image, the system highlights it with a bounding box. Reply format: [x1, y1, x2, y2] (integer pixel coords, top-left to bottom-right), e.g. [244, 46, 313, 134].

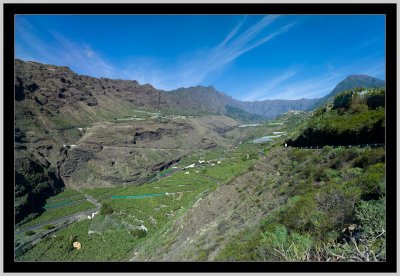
[15, 15, 385, 101]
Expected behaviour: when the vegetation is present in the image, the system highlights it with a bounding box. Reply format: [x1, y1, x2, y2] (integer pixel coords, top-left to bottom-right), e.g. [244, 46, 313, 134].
[100, 203, 114, 216]
[19, 200, 96, 228]
[43, 224, 55, 230]
[287, 88, 385, 147]
[25, 230, 36, 236]
[216, 144, 385, 261]
[15, 81, 386, 262]
[16, 143, 259, 261]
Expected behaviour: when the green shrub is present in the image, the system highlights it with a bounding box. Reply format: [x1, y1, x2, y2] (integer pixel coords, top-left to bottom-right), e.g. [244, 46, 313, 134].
[130, 228, 147, 239]
[314, 184, 361, 228]
[349, 103, 368, 114]
[100, 203, 114, 216]
[318, 168, 340, 182]
[333, 90, 354, 110]
[321, 145, 334, 156]
[353, 148, 385, 169]
[289, 148, 312, 163]
[356, 162, 385, 199]
[341, 167, 364, 181]
[43, 224, 55, 230]
[260, 225, 313, 261]
[355, 200, 385, 236]
[283, 183, 361, 236]
[365, 88, 385, 109]
[25, 230, 35, 236]
[282, 194, 317, 231]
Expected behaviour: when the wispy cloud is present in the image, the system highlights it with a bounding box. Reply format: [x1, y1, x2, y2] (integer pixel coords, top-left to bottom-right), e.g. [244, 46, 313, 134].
[242, 65, 301, 101]
[15, 15, 297, 91]
[15, 16, 117, 79]
[243, 55, 385, 101]
[267, 73, 341, 100]
[181, 16, 297, 86]
[122, 15, 298, 90]
[360, 35, 382, 49]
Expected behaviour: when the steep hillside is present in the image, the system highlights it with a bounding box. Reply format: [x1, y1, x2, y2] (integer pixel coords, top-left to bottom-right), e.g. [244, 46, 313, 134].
[287, 87, 385, 147]
[309, 75, 385, 110]
[14, 59, 241, 223]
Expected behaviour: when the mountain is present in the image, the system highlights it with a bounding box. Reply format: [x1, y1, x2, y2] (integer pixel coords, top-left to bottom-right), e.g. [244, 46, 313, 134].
[233, 98, 319, 119]
[15, 59, 320, 121]
[309, 75, 385, 110]
[13, 59, 320, 223]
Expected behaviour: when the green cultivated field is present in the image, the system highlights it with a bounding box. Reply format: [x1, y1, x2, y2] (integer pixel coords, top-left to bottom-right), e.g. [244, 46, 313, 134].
[19, 201, 96, 229]
[16, 143, 260, 261]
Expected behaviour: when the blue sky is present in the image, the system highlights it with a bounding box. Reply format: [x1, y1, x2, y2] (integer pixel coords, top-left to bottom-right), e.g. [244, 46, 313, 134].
[15, 15, 385, 100]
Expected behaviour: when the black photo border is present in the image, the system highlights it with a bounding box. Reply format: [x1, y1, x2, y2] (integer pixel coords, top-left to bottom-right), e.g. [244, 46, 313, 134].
[3, 2, 397, 273]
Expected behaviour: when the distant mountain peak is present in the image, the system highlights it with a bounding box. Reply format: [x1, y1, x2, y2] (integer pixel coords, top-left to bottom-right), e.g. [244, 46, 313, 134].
[346, 74, 381, 80]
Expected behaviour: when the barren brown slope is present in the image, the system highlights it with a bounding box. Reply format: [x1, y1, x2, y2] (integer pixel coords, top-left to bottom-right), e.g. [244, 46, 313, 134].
[60, 116, 239, 189]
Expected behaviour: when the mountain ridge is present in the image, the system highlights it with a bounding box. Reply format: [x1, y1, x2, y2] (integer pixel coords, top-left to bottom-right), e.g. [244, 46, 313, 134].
[15, 59, 319, 120]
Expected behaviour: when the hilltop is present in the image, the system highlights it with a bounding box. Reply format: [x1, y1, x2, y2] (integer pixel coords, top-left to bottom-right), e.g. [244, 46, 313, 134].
[287, 87, 385, 147]
[309, 75, 385, 110]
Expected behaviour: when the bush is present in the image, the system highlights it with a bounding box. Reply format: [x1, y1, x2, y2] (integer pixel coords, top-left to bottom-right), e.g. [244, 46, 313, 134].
[282, 194, 317, 231]
[333, 90, 354, 110]
[349, 103, 368, 114]
[25, 230, 35, 236]
[355, 200, 385, 237]
[341, 167, 364, 181]
[365, 88, 385, 109]
[130, 228, 147, 239]
[353, 148, 385, 169]
[318, 168, 340, 182]
[356, 162, 385, 199]
[100, 203, 114, 216]
[314, 184, 361, 230]
[260, 225, 313, 261]
[43, 224, 55, 230]
[283, 183, 361, 236]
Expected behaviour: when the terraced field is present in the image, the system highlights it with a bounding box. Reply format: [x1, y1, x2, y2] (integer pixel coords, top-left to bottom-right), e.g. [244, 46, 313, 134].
[15, 143, 261, 261]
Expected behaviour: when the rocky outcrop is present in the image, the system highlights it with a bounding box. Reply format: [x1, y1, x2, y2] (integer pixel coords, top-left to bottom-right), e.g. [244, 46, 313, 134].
[15, 153, 64, 224]
[132, 130, 162, 144]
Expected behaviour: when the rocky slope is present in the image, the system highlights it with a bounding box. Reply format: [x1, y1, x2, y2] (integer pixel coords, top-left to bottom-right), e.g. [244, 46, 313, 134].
[15, 59, 320, 121]
[130, 148, 291, 261]
[14, 59, 242, 222]
[60, 116, 238, 189]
